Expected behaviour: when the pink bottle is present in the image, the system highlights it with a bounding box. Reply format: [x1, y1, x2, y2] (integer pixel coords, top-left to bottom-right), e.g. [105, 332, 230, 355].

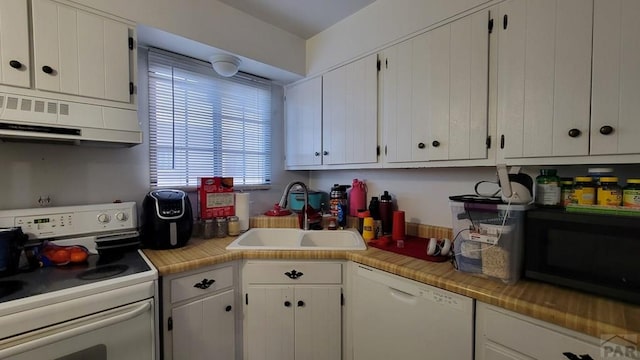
[349, 179, 367, 217]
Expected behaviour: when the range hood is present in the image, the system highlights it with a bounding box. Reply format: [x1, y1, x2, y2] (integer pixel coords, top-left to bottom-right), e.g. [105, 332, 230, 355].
[0, 92, 142, 146]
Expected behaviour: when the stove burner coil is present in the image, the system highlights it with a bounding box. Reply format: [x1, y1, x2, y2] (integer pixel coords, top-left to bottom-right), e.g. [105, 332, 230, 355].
[77, 264, 129, 281]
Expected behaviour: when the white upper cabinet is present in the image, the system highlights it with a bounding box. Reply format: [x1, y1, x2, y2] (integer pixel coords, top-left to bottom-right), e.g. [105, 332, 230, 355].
[322, 54, 378, 165]
[0, 0, 30, 88]
[381, 9, 490, 164]
[497, 0, 593, 159]
[285, 77, 323, 167]
[31, 0, 133, 103]
[591, 0, 640, 155]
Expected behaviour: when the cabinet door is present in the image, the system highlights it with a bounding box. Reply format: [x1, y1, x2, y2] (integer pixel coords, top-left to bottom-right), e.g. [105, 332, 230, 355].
[246, 285, 295, 360]
[294, 286, 342, 360]
[426, 10, 489, 162]
[497, 0, 592, 158]
[383, 10, 489, 163]
[32, 0, 131, 103]
[0, 0, 30, 88]
[285, 78, 322, 167]
[591, 0, 640, 155]
[322, 54, 377, 165]
[382, 40, 425, 163]
[172, 289, 236, 360]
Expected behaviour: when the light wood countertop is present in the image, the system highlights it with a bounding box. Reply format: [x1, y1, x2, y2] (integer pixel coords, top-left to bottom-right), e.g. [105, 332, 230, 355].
[143, 232, 640, 343]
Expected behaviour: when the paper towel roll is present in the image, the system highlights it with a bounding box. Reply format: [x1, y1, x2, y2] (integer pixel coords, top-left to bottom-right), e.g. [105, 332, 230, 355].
[235, 192, 250, 231]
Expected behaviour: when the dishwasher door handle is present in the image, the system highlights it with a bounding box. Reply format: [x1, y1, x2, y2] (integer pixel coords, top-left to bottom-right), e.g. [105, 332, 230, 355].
[388, 286, 419, 304]
[0, 301, 151, 358]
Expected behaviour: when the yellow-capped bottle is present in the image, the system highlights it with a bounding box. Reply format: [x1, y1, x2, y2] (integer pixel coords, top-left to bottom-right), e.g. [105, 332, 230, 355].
[597, 177, 622, 206]
[573, 177, 595, 205]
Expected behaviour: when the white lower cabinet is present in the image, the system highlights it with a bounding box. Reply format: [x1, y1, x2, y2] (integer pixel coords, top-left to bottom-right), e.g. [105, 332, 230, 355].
[476, 302, 633, 360]
[350, 263, 474, 360]
[161, 262, 239, 360]
[242, 261, 343, 360]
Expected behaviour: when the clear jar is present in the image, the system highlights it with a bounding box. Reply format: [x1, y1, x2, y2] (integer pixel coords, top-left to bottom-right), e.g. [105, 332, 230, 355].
[623, 179, 640, 208]
[597, 177, 622, 206]
[560, 178, 574, 207]
[227, 216, 240, 236]
[203, 219, 215, 239]
[535, 169, 561, 206]
[215, 217, 228, 238]
[573, 177, 595, 205]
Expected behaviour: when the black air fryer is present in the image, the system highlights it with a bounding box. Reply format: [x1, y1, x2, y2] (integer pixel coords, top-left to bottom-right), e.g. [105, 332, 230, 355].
[141, 189, 193, 249]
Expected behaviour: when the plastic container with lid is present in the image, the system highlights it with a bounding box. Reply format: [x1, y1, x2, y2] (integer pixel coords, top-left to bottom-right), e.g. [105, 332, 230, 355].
[623, 179, 640, 208]
[560, 178, 574, 207]
[535, 169, 561, 207]
[597, 177, 622, 206]
[573, 177, 596, 205]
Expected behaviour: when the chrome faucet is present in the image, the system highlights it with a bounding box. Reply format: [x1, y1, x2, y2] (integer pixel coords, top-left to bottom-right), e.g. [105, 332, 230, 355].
[279, 181, 309, 230]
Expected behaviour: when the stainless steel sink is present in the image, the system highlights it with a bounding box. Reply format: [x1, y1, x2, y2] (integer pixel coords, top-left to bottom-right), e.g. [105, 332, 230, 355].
[226, 228, 366, 250]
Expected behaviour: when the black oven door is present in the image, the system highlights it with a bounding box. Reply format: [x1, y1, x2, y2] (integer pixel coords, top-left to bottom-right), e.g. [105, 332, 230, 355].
[525, 208, 640, 304]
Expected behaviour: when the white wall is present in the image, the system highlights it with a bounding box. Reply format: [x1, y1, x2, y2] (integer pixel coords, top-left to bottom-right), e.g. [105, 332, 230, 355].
[309, 165, 640, 228]
[71, 0, 306, 76]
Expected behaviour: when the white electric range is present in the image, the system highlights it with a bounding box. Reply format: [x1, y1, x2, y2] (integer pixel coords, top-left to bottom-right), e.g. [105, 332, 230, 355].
[0, 202, 158, 360]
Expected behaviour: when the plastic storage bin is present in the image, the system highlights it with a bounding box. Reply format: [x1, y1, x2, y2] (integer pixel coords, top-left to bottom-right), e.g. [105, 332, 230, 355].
[450, 201, 531, 284]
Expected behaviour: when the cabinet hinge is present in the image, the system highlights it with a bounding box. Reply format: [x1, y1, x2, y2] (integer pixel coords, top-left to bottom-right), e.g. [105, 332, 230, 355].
[128, 37, 134, 50]
[377, 59, 381, 72]
[168, 317, 173, 331]
[129, 82, 134, 95]
[503, 14, 508, 30]
[384, 145, 387, 155]
[500, 134, 505, 149]
[245, 293, 249, 305]
[385, 58, 388, 69]
[376, 145, 380, 156]
[341, 293, 345, 306]
[486, 135, 491, 149]
[488, 18, 494, 33]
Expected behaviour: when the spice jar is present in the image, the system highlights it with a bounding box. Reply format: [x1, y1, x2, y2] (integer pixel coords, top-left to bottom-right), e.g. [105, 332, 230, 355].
[227, 216, 240, 236]
[623, 179, 640, 208]
[215, 217, 228, 238]
[535, 169, 561, 207]
[597, 177, 622, 206]
[573, 177, 595, 205]
[203, 219, 215, 239]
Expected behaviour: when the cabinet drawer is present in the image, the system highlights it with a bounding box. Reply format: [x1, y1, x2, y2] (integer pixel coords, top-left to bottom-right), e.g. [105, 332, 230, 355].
[171, 265, 233, 303]
[479, 303, 601, 359]
[244, 262, 342, 284]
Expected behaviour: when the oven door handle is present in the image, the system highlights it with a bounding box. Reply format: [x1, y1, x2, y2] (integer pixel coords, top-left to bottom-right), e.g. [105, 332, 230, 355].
[0, 301, 151, 358]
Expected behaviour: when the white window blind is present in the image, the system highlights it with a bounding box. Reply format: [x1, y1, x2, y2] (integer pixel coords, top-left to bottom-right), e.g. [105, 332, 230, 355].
[148, 49, 272, 187]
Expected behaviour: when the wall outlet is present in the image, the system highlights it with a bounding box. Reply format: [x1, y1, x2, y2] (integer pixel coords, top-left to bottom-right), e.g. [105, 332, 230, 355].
[37, 195, 51, 207]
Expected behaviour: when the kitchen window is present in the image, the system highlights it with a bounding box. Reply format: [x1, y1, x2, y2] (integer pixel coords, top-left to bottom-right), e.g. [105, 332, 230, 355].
[148, 49, 272, 187]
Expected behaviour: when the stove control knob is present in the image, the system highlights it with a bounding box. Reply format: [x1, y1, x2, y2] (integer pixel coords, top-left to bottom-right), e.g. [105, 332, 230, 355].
[97, 213, 111, 224]
[115, 212, 128, 222]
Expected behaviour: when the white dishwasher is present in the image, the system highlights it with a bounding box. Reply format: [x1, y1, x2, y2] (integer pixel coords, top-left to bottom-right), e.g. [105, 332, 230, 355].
[351, 264, 474, 360]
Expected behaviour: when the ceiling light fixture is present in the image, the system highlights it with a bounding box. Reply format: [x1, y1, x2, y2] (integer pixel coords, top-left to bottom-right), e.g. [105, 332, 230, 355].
[209, 54, 241, 77]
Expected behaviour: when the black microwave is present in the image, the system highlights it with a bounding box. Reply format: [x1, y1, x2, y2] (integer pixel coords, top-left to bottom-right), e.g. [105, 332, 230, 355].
[525, 208, 640, 304]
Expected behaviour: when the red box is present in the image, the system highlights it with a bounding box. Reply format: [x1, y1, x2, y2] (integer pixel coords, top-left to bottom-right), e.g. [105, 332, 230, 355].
[199, 177, 235, 219]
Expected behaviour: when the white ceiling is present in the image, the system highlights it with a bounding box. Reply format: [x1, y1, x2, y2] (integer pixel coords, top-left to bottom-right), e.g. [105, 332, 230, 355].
[216, 0, 376, 39]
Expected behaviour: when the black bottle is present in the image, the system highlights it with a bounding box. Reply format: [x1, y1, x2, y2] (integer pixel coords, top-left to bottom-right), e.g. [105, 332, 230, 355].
[379, 191, 393, 234]
[368, 196, 380, 220]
